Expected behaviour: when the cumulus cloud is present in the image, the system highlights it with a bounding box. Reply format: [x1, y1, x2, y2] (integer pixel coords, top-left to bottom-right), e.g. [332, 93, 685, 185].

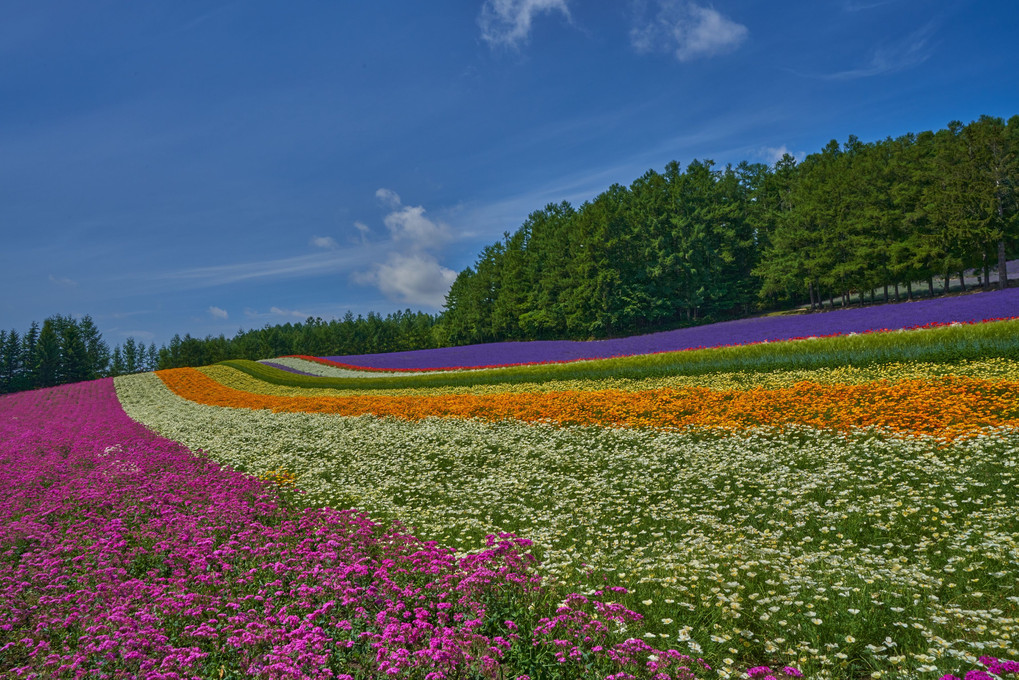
[353, 190, 459, 308]
[208, 306, 229, 319]
[479, 0, 570, 48]
[376, 188, 452, 250]
[355, 253, 457, 308]
[310, 235, 338, 249]
[631, 1, 748, 62]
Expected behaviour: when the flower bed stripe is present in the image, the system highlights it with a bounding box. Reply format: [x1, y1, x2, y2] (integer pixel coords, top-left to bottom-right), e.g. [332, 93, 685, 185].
[200, 359, 1019, 398]
[318, 294, 1019, 370]
[158, 367, 1019, 440]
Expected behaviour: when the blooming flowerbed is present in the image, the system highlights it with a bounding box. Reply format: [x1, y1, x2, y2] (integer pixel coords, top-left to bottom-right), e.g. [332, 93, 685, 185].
[156, 365, 1017, 441]
[116, 353, 1019, 678]
[6, 303, 1019, 679]
[2, 379, 756, 679]
[319, 289, 1019, 370]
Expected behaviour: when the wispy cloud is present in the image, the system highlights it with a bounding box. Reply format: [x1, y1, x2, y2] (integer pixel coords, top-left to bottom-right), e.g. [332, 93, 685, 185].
[310, 235, 338, 249]
[842, 0, 900, 11]
[353, 221, 371, 243]
[154, 248, 385, 289]
[269, 306, 307, 318]
[49, 274, 78, 287]
[478, 0, 571, 48]
[208, 305, 229, 319]
[631, 1, 748, 62]
[805, 23, 935, 80]
[115, 329, 155, 342]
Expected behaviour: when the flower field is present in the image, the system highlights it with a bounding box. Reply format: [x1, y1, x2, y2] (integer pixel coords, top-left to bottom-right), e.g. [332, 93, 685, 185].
[318, 289, 1019, 370]
[4, 302, 1019, 679]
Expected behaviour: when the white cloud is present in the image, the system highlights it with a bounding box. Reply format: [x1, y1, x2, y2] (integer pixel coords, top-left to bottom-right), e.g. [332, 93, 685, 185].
[269, 306, 308, 318]
[479, 0, 570, 48]
[49, 274, 78, 287]
[208, 305, 229, 319]
[310, 235, 338, 249]
[356, 253, 457, 308]
[631, 1, 748, 62]
[376, 187, 452, 250]
[759, 145, 804, 164]
[375, 187, 401, 208]
[354, 189, 460, 307]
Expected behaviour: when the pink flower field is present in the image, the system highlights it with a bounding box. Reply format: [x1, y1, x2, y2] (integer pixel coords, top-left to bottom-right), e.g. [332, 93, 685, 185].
[1, 379, 782, 679]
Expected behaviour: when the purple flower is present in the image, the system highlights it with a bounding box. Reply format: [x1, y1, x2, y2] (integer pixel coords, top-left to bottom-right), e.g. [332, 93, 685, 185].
[323, 288, 1019, 368]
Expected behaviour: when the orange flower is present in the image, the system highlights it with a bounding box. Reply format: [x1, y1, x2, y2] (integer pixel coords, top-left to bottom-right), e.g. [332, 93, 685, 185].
[157, 368, 1019, 441]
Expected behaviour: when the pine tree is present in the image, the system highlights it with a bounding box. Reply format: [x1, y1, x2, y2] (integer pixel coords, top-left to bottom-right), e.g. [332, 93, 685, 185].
[35, 320, 61, 388]
[112, 346, 128, 376]
[59, 321, 90, 384]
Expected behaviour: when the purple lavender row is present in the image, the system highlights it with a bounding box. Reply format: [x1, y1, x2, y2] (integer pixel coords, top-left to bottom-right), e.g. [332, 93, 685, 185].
[0, 380, 748, 679]
[324, 288, 1019, 370]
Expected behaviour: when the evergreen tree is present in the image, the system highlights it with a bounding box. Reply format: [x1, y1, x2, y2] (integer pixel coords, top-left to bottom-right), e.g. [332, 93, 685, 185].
[35, 320, 61, 388]
[123, 337, 139, 373]
[0, 330, 16, 393]
[109, 346, 126, 377]
[59, 321, 90, 384]
[78, 315, 110, 379]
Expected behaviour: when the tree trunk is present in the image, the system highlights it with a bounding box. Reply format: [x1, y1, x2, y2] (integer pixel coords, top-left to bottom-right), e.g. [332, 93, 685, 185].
[983, 251, 991, 291]
[894, 282, 900, 301]
[907, 282, 913, 300]
[927, 278, 935, 297]
[808, 281, 816, 311]
[883, 284, 889, 302]
[999, 240, 1009, 289]
[943, 273, 950, 295]
[958, 271, 966, 292]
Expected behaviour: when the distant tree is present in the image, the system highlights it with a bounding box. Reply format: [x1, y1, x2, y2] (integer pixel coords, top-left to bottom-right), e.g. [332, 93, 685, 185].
[123, 337, 139, 374]
[59, 321, 90, 384]
[78, 315, 110, 379]
[109, 346, 126, 377]
[34, 320, 61, 388]
[0, 330, 16, 393]
[147, 343, 159, 372]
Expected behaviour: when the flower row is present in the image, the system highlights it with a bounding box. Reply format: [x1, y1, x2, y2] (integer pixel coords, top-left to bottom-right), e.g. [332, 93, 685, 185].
[157, 366, 1019, 441]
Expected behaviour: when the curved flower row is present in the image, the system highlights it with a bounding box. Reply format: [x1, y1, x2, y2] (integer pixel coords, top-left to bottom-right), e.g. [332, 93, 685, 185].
[202, 359, 1019, 398]
[157, 367, 1019, 440]
[310, 315, 1019, 372]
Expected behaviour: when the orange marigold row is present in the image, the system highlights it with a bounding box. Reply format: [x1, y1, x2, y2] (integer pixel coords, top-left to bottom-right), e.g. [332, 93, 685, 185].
[157, 367, 1019, 440]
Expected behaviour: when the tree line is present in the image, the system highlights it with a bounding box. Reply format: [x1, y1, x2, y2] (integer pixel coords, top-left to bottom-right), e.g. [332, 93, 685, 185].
[439, 115, 1018, 344]
[0, 310, 441, 393]
[3, 114, 1016, 394]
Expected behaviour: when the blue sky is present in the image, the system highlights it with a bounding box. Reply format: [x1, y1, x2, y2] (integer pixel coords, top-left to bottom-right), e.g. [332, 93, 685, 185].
[2, 0, 1018, 348]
